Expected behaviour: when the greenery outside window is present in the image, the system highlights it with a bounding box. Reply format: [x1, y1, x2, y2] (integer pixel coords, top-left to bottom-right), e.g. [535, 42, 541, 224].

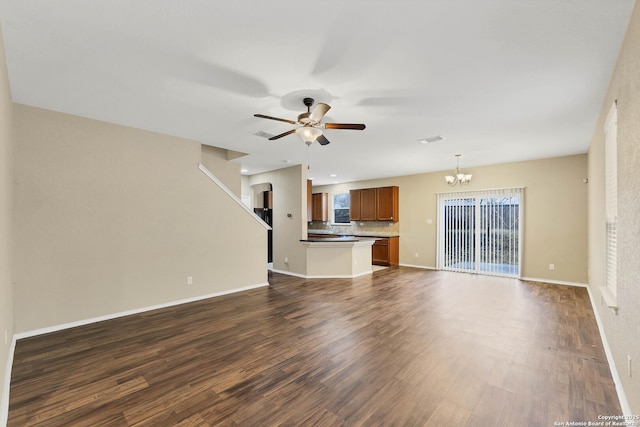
[333, 193, 350, 224]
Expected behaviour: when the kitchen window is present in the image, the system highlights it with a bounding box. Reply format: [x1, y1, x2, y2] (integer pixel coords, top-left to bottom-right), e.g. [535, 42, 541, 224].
[333, 193, 351, 224]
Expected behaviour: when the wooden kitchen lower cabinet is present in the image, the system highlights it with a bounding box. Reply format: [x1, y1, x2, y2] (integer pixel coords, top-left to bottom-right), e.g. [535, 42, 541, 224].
[372, 236, 399, 266]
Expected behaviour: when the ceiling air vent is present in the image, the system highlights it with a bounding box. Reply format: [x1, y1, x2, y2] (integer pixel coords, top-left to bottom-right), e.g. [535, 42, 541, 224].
[254, 131, 275, 139]
[418, 135, 445, 144]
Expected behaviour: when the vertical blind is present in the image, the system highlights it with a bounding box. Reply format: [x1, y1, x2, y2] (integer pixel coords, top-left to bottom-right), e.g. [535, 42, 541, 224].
[604, 102, 618, 298]
[437, 187, 524, 278]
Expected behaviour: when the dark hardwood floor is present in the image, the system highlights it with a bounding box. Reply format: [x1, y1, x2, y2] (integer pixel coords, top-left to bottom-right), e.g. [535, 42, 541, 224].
[8, 267, 621, 426]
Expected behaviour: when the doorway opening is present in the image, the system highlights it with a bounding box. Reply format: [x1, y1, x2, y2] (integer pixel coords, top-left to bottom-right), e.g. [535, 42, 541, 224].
[251, 183, 273, 266]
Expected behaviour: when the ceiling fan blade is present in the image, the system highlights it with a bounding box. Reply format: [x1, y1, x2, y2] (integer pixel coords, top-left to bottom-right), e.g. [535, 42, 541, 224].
[323, 123, 366, 130]
[254, 114, 296, 125]
[316, 134, 331, 146]
[309, 103, 331, 122]
[268, 129, 296, 140]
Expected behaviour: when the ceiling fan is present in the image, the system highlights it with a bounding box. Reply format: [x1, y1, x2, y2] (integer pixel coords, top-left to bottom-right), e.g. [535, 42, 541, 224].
[254, 97, 366, 145]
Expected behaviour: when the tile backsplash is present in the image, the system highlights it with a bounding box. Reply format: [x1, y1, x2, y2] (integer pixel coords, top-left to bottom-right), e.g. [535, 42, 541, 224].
[308, 220, 399, 236]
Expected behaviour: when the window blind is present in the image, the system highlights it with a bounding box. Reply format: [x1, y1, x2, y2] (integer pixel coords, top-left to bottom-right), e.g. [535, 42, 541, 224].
[604, 102, 618, 298]
[437, 187, 523, 278]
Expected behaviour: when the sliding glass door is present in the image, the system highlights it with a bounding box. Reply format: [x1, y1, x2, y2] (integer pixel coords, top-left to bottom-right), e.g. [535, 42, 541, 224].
[437, 188, 523, 277]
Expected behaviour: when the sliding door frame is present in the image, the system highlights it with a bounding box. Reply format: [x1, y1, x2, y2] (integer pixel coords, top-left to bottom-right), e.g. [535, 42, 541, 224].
[436, 187, 524, 278]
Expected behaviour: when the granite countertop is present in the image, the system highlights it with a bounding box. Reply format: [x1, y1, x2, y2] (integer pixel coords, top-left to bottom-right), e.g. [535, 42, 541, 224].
[307, 231, 399, 238]
[353, 234, 400, 238]
[301, 236, 364, 243]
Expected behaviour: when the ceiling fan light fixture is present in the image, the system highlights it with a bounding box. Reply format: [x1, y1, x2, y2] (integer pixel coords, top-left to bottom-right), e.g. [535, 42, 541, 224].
[297, 112, 312, 124]
[296, 127, 323, 143]
[254, 97, 364, 147]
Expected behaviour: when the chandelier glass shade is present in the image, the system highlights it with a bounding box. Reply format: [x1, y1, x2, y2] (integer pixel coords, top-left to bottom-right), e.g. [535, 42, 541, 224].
[445, 154, 472, 186]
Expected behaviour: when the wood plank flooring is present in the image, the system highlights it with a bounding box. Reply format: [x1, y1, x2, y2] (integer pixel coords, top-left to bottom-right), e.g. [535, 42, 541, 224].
[8, 267, 621, 426]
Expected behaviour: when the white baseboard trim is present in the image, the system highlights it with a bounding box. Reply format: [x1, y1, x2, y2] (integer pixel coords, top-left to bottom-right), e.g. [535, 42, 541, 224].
[14, 282, 269, 341]
[271, 269, 372, 279]
[1, 335, 16, 427]
[584, 285, 631, 416]
[399, 263, 437, 270]
[520, 277, 588, 288]
[271, 269, 307, 279]
[306, 271, 373, 279]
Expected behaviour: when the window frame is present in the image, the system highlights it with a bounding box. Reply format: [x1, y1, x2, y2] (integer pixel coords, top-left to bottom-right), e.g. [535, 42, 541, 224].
[332, 193, 351, 225]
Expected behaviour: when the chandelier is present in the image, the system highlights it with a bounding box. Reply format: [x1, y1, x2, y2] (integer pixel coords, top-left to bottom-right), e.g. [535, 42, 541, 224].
[445, 154, 472, 186]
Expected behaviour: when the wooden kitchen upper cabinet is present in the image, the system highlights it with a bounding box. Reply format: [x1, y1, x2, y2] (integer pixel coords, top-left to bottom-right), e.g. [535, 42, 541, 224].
[349, 189, 361, 221]
[349, 186, 399, 222]
[376, 186, 399, 221]
[349, 188, 376, 221]
[360, 188, 377, 220]
[312, 192, 328, 222]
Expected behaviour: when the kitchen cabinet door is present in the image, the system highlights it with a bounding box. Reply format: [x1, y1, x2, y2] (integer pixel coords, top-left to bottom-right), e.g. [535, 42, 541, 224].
[312, 193, 328, 221]
[360, 188, 377, 220]
[349, 189, 361, 221]
[376, 186, 399, 221]
[372, 236, 399, 266]
[372, 239, 390, 265]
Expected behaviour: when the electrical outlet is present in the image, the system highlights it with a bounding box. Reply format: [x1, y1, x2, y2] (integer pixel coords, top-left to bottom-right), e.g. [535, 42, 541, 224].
[187, 276, 193, 285]
[284, 257, 288, 264]
[415, 252, 419, 258]
[628, 354, 632, 378]
[549, 264, 555, 271]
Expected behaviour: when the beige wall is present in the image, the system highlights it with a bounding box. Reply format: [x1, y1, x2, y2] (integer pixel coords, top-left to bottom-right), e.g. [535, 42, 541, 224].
[588, 1, 640, 414]
[200, 144, 242, 196]
[0, 23, 14, 423]
[12, 104, 268, 333]
[248, 165, 308, 275]
[315, 154, 589, 284]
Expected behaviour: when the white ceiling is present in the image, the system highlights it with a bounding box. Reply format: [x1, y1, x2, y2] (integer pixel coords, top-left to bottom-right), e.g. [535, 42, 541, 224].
[0, 1, 635, 185]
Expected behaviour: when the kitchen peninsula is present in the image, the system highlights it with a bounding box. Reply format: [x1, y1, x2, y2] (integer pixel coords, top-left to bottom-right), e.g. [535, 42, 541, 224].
[303, 184, 400, 277]
[300, 236, 376, 278]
